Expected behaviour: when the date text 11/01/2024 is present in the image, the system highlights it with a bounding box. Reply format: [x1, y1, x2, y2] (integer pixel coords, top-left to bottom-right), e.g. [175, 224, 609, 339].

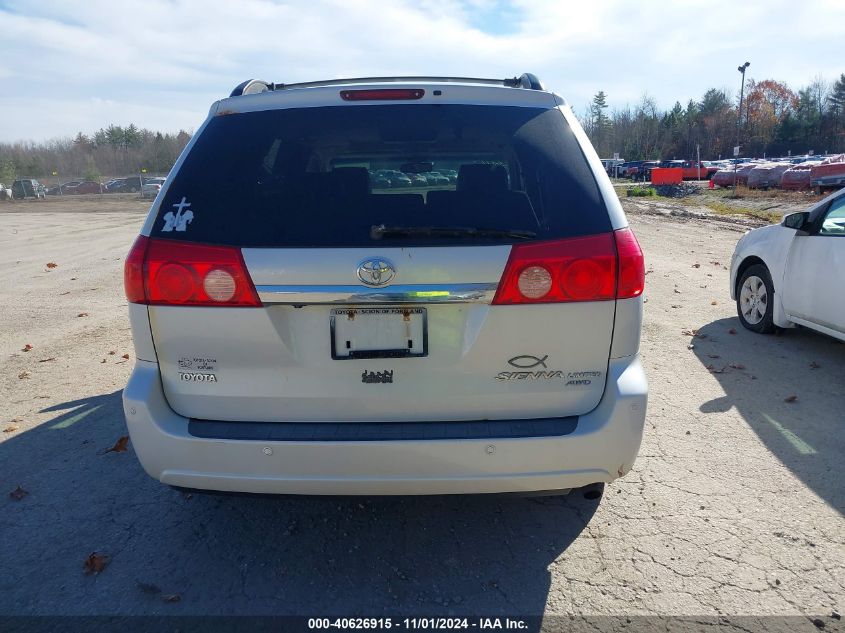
[307, 617, 529, 629]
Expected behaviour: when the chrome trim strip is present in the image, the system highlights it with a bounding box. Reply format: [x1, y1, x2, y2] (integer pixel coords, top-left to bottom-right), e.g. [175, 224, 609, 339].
[255, 283, 498, 305]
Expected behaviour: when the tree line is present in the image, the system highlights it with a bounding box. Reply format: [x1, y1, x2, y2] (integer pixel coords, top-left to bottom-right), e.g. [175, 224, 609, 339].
[0, 124, 192, 185]
[582, 73, 845, 161]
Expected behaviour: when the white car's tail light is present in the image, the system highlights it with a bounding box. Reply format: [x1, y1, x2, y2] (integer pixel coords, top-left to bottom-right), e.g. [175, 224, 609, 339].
[124, 236, 261, 307]
[492, 229, 644, 304]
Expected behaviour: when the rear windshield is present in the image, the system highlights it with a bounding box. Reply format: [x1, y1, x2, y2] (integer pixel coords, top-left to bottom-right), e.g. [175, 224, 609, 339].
[153, 104, 610, 247]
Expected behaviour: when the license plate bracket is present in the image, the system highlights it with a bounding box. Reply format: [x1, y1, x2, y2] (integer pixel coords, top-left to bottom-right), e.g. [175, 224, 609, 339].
[330, 307, 428, 360]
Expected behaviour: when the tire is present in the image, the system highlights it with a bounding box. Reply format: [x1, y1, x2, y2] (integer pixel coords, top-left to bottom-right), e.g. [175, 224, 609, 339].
[736, 264, 776, 334]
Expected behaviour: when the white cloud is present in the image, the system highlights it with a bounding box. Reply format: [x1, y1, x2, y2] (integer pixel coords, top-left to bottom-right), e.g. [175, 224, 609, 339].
[1, 0, 843, 141]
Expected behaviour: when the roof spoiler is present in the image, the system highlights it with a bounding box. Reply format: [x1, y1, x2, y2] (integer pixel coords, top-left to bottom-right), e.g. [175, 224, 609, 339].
[229, 73, 544, 97]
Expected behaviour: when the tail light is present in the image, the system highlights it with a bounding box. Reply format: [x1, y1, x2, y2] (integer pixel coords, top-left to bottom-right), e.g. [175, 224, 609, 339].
[492, 229, 644, 305]
[614, 228, 645, 298]
[123, 236, 261, 307]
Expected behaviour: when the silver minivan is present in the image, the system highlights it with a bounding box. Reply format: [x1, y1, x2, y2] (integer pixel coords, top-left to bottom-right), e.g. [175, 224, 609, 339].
[122, 74, 648, 496]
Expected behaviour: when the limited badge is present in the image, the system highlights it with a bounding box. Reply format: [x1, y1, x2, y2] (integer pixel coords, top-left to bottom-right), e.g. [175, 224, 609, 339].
[161, 197, 194, 232]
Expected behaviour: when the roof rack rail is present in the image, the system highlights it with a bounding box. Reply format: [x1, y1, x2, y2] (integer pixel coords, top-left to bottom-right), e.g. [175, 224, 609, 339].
[229, 74, 544, 96]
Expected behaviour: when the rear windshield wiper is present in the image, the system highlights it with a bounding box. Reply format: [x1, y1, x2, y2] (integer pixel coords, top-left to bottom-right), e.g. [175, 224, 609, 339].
[371, 224, 537, 240]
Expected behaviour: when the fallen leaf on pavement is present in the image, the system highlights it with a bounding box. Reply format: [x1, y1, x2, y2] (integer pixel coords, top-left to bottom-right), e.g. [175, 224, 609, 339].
[710, 300, 718, 305]
[784, 395, 798, 403]
[18, 371, 30, 379]
[708, 354, 721, 359]
[682, 329, 699, 336]
[809, 361, 821, 369]
[100, 359, 107, 363]
[22, 344, 33, 352]
[3, 425, 19, 433]
[46, 262, 58, 269]
[38, 357, 56, 363]
[706, 365, 726, 374]
[77, 313, 89, 317]
[121, 353, 130, 360]
[729, 363, 746, 370]
[673, 289, 681, 294]
[108, 351, 116, 355]
[728, 328, 737, 335]
[103, 436, 129, 454]
[83, 552, 109, 575]
[9, 485, 28, 501]
[161, 594, 181, 603]
[692, 263, 700, 268]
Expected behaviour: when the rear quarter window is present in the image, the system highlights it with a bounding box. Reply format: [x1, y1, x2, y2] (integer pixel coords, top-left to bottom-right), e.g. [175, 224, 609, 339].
[153, 104, 610, 247]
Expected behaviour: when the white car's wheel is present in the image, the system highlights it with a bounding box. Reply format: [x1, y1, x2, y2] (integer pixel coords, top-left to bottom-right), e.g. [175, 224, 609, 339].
[736, 264, 776, 334]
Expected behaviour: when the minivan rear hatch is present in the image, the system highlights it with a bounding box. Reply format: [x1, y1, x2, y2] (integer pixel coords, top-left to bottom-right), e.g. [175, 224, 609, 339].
[141, 102, 626, 423]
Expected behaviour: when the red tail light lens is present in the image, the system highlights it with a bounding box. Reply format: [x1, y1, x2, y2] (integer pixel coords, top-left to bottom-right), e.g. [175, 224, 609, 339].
[123, 237, 261, 307]
[614, 228, 645, 299]
[124, 235, 148, 304]
[492, 229, 645, 304]
[340, 89, 424, 101]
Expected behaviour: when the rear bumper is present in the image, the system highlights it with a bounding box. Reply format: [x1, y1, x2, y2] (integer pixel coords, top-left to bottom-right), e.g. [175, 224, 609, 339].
[122, 355, 648, 495]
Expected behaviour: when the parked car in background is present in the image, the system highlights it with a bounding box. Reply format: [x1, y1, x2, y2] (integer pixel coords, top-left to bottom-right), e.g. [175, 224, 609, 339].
[679, 161, 718, 180]
[141, 178, 165, 198]
[424, 171, 450, 186]
[370, 171, 391, 189]
[11, 179, 46, 200]
[71, 181, 104, 194]
[781, 162, 820, 190]
[747, 163, 792, 189]
[440, 169, 458, 183]
[810, 155, 845, 193]
[47, 181, 81, 195]
[640, 160, 680, 181]
[600, 158, 624, 176]
[712, 163, 757, 188]
[404, 173, 426, 187]
[382, 170, 412, 188]
[618, 160, 644, 178]
[108, 176, 142, 193]
[731, 188, 845, 341]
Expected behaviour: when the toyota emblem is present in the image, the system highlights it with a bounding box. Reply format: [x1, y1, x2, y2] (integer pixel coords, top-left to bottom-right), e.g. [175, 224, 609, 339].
[357, 258, 396, 286]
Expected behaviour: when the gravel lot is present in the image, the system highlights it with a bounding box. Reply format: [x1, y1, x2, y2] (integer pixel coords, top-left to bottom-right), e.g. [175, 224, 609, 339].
[0, 196, 842, 626]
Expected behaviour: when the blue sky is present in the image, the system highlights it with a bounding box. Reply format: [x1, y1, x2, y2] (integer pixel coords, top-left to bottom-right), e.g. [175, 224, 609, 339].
[1, 0, 843, 142]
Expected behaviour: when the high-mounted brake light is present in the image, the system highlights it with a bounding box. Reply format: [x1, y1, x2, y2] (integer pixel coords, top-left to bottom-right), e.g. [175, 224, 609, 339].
[492, 229, 644, 305]
[340, 88, 425, 101]
[123, 237, 261, 307]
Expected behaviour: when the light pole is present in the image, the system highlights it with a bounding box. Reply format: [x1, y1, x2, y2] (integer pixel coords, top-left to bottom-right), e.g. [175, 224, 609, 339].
[734, 61, 750, 196]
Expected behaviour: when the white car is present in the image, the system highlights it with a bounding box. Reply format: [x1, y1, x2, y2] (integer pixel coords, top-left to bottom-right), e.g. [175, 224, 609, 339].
[141, 178, 165, 199]
[122, 74, 647, 496]
[730, 188, 845, 341]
